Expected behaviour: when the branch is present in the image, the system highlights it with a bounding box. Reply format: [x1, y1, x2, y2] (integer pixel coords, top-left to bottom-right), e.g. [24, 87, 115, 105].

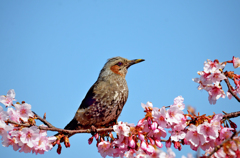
[222, 111, 240, 120]
[206, 130, 240, 158]
[6, 119, 113, 134]
[224, 78, 240, 102]
[32, 111, 55, 128]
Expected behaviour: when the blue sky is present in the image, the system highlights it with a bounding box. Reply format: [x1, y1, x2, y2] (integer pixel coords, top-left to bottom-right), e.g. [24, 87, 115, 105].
[0, 1, 240, 157]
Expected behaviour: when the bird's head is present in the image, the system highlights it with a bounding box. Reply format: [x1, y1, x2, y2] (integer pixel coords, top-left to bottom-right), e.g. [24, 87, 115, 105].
[99, 56, 145, 79]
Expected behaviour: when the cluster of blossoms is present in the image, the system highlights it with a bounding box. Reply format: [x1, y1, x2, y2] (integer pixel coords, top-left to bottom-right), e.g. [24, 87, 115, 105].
[1, 55, 240, 158]
[0, 89, 56, 154]
[193, 56, 240, 104]
[91, 96, 239, 158]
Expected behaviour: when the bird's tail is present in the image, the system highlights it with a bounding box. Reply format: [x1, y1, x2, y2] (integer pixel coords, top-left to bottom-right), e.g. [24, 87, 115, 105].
[54, 118, 78, 142]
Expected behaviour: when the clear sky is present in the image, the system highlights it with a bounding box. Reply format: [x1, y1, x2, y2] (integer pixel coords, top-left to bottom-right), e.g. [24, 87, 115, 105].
[1, 1, 240, 158]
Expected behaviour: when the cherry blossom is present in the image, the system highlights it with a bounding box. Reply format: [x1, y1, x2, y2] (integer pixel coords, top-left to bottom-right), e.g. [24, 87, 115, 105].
[233, 56, 240, 68]
[15, 103, 34, 122]
[206, 85, 225, 105]
[203, 59, 225, 73]
[97, 141, 113, 158]
[0, 106, 8, 121]
[20, 126, 40, 148]
[0, 89, 16, 107]
[208, 72, 227, 85]
[166, 106, 184, 125]
[113, 121, 130, 138]
[152, 106, 167, 128]
[185, 125, 206, 147]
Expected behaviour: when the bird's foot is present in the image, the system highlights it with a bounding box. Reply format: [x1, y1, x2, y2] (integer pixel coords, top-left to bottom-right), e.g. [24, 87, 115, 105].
[90, 125, 97, 136]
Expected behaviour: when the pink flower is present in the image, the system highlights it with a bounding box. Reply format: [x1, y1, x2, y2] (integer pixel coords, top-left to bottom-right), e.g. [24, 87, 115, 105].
[0, 106, 8, 121]
[151, 126, 167, 139]
[20, 126, 40, 148]
[233, 56, 240, 68]
[1, 134, 20, 151]
[141, 102, 153, 110]
[7, 108, 20, 123]
[203, 59, 225, 73]
[210, 113, 223, 130]
[169, 129, 186, 142]
[19, 144, 32, 153]
[15, 103, 34, 122]
[0, 89, 16, 107]
[32, 136, 56, 154]
[166, 106, 184, 125]
[97, 141, 113, 158]
[0, 120, 13, 136]
[152, 107, 167, 128]
[185, 125, 206, 147]
[220, 127, 233, 140]
[172, 96, 185, 110]
[206, 85, 225, 105]
[197, 122, 219, 140]
[208, 72, 227, 85]
[113, 121, 130, 137]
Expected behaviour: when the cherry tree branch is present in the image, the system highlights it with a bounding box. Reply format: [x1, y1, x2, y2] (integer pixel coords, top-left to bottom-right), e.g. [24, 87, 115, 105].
[222, 110, 240, 120]
[6, 119, 114, 134]
[224, 78, 240, 102]
[206, 130, 240, 158]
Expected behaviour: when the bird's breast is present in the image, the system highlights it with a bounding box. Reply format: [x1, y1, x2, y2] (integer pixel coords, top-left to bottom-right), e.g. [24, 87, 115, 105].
[74, 77, 128, 127]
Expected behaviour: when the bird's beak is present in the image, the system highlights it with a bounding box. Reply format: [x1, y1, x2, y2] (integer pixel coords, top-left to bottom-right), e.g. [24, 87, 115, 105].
[127, 59, 145, 68]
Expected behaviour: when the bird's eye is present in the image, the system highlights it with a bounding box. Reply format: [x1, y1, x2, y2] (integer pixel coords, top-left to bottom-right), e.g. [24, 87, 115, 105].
[116, 62, 123, 66]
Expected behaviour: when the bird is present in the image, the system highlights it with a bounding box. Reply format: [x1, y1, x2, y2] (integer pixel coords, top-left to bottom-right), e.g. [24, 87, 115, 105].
[58, 57, 144, 139]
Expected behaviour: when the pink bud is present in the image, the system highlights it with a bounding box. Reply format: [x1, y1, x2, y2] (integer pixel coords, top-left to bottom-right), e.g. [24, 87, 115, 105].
[138, 132, 145, 141]
[137, 118, 145, 126]
[146, 144, 155, 155]
[151, 122, 157, 130]
[94, 133, 99, 140]
[88, 137, 93, 145]
[155, 139, 163, 148]
[174, 141, 181, 151]
[165, 138, 171, 148]
[140, 141, 147, 151]
[149, 137, 155, 145]
[147, 117, 152, 125]
[183, 138, 188, 145]
[128, 136, 136, 148]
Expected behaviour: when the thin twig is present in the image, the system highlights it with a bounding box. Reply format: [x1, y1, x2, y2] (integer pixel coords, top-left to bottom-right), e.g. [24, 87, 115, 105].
[224, 78, 240, 102]
[32, 111, 55, 128]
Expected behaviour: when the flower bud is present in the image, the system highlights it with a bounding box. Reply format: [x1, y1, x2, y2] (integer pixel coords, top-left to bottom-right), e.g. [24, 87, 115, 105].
[155, 139, 163, 148]
[128, 136, 136, 148]
[88, 136, 93, 145]
[57, 144, 62, 155]
[165, 138, 171, 148]
[138, 132, 145, 141]
[151, 122, 157, 130]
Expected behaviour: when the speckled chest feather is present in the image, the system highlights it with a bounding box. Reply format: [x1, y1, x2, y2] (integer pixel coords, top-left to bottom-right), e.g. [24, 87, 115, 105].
[74, 74, 128, 127]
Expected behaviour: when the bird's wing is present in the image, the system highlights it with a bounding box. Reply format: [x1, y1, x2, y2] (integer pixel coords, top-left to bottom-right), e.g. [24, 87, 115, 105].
[79, 83, 97, 109]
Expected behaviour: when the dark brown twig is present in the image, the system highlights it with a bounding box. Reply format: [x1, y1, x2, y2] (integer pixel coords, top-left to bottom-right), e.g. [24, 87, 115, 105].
[6, 119, 114, 134]
[32, 111, 55, 128]
[222, 111, 240, 120]
[224, 78, 240, 102]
